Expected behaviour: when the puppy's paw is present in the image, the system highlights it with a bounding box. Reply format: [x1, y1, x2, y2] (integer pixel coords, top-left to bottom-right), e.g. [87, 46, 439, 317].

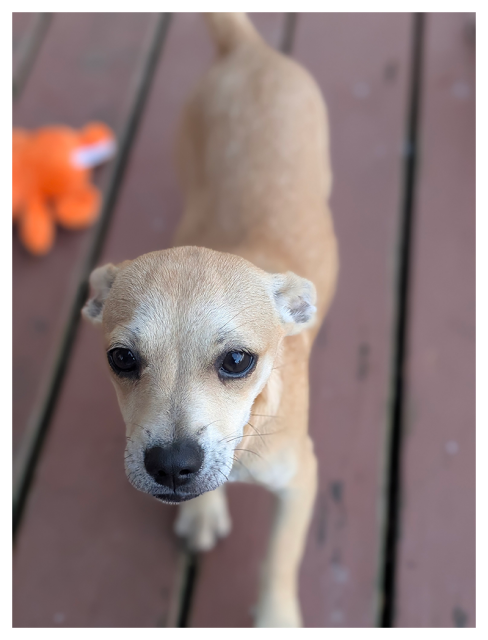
[174, 487, 231, 552]
[254, 596, 302, 628]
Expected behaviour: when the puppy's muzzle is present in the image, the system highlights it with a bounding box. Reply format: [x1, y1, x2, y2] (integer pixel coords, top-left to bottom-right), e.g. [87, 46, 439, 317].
[144, 440, 203, 491]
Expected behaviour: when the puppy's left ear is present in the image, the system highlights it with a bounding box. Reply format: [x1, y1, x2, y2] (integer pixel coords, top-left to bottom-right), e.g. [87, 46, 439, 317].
[82, 263, 119, 324]
[271, 272, 317, 335]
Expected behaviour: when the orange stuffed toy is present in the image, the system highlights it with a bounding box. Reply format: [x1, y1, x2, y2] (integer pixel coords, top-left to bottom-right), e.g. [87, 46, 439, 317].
[12, 122, 116, 256]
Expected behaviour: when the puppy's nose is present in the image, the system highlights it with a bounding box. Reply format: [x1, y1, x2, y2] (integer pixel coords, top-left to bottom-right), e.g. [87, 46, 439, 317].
[144, 440, 203, 489]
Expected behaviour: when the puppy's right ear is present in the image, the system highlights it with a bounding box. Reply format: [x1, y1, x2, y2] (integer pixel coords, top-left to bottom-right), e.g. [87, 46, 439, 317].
[270, 271, 317, 336]
[82, 263, 118, 324]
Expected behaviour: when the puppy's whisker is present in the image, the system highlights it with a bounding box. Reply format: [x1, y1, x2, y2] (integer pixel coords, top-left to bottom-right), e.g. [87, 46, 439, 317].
[271, 359, 307, 371]
[225, 321, 253, 333]
[247, 420, 287, 439]
[232, 455, 254, 478]
[197, 419, 223, 435]
[218, 427, 244, 444]
[234, 447, 262, 459]
[112, 321, 139, 340]
[128, 423, 154, 440]
[217, 304, 258, 334]
[245, 420, 267, 446]
[129, 422, 146, 431]
[215, 468, 229, 483]
[226, 433, 269, 444]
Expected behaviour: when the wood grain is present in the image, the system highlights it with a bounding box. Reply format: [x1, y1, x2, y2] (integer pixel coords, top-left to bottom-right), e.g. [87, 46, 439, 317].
[13, 13, 158, 457]
[394, 12, 475, 627]
[188, 13, 412, 627]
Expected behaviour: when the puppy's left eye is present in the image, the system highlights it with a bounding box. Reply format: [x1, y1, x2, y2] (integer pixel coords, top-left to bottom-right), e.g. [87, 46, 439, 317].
[220, 351, 255, 377]
[108, 348, 138, 374]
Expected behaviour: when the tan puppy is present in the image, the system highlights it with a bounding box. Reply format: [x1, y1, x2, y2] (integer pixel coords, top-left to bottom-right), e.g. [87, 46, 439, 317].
[83, 13, 338, 627]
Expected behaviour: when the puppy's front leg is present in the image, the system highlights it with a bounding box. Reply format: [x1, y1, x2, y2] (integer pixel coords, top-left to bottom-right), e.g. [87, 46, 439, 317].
[255, 440, 318, 627]
[174, 485, 231, 552]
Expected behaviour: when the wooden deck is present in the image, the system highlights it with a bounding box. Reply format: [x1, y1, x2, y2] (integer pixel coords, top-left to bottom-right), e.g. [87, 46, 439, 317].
[12, 13, 475, 627]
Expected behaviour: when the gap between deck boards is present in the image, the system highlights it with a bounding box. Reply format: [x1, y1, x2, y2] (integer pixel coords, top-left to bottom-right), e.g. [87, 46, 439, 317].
[12, 12, 426, 627]
[172, 12, 300, 627]
[12, 13, 172, 537]
[13, 13, 52, 101]
[378, 12, 425, 628]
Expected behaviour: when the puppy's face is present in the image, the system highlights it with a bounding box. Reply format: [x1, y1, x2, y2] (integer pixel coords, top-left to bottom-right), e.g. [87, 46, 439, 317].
[83, 247, 316, 504]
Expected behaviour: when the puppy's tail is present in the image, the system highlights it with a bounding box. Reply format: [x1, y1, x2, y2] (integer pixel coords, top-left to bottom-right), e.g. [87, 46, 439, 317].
[204, 13, 262, 55]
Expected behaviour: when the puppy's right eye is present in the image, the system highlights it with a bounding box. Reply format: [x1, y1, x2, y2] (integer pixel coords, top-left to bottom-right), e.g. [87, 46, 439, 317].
[219, 351, 255, 378]
[108, 348, 138, 374]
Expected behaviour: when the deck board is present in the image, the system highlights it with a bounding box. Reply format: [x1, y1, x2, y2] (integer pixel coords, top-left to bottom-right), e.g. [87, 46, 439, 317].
[13, 13, 158, 459]
[394, 13, 475, 627]
[297, 15, 411, 626]
[12, 12, 35, 64]
[12, 12, 37, 82]
[12, 13, 180, 628]
[12, 12, 51, 99]
[12, 11, 475, 628]
[14, 12, 214, 627]
[12, 12, 293, 628]
[188, 12, 412, 627]
[12, 325, 182, 627]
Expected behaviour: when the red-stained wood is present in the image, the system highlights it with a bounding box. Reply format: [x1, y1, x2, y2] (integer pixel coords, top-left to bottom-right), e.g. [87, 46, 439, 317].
[100, 12, 214, 264]
[12, 324, 182, 627]
[180, 11, 287, 621]
[12, 13, 51, 98]
[14, 12, 215, 628]
[188, 13, 412, 627]
[18, 11, 474, 630]
[296, 14, 413, 628]
[13, 12, 296, 628]
[100, 12, 287, 268]
[394, 13, 475, 627]
[12, 13, 35, 63]
[101, 12, 287, 628]
[12, 13, 157, 457]
[189, 484, 274, 627]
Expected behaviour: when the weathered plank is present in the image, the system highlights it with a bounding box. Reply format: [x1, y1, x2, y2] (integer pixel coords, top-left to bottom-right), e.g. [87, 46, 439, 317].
[175, 14, 290, 628]
[296, 13, 413, 628]
[394, 13, 475, 627]
[12, 324, 183, 627]
[101, 11, 288, 265]
[13, 11, 419, 628]
[100, 14, 287, 624]
[187, 12, 412, 627]
[12, 13, 35, 62]
[13, 13, 157, 459]
[13, 12, 213, 627]
[12, 13, 51, 99]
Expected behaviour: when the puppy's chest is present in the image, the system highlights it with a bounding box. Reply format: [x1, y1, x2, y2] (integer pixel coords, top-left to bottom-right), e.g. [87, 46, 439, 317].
[228, 447, 297, 491]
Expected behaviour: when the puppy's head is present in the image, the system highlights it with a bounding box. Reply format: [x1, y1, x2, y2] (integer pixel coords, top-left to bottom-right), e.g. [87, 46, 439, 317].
[83, 246, 316, 503]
